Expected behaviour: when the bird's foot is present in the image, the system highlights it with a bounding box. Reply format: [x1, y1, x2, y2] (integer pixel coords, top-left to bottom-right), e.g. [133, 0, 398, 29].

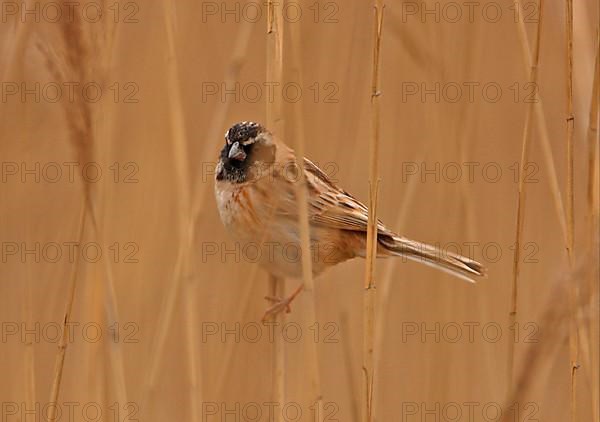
[261, 285, 304, 322]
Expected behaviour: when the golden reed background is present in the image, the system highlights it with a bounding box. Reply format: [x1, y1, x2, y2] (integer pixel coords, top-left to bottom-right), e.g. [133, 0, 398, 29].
[1, 0, 598, 421]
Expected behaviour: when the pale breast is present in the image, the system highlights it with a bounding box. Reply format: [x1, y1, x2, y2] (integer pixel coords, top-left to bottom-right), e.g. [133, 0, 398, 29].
[214, 178, 265, 241]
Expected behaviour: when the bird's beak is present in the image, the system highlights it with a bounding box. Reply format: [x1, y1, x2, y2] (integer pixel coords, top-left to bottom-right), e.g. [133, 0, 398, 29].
[228, 142, 247, 161]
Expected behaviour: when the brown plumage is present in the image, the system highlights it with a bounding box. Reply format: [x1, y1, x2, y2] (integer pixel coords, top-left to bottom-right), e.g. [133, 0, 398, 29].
[214, 122, 486, 316]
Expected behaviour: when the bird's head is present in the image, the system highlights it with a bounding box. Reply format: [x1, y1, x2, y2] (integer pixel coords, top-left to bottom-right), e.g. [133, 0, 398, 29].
[216, 121, 276, 183]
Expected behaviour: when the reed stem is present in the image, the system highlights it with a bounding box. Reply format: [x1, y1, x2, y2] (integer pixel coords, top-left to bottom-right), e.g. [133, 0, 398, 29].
[363, 3, 384, 421]
[288, 15, 323, 416]
[47, 202, 86, 421]
[564, 2, 579, 421]
[507, 0, 543, 393]
[266, 1, 285, 418]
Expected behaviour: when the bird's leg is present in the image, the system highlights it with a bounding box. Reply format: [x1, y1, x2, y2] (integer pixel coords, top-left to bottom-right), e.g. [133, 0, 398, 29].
[262, 283, 304, 321]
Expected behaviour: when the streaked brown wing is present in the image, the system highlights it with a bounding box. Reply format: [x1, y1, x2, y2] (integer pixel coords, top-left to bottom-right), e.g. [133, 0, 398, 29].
[303, 158, 390, 234]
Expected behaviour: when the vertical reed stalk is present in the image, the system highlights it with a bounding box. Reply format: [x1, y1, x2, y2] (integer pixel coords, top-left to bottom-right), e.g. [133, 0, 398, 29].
[184, 278, 202, 422]
[564, 2, 579, 421]
[15, 185, 36, 410]
[143, 15, 253, 409]
[507, 0, 543, 392]
[374, 166, 419, 374]
[94, 8, 129, 408]
[160, 4, 202, 420]
[142, 2, 193, 415]
[587, 40, 599, 234]
[44, 5, 104, 416]
[266, 1, 285, 418]
[42, 3, 129, 408]
[47, 202, 86, 421]
[565, 0, 575, 260]
[268, 274, 286, 420]
[501, 269, 585, 422]
[215, 264, 262, 395]
[23, 234, 36, 416]
[191, 19, 253, 219]
[513, 1, 582, 416]
[515, 1, 569, 248]
[341, 313, 360, 422]
[363, 3, 384, 422]
[586, 39, 599, 422]
[288, 16, 323, 416]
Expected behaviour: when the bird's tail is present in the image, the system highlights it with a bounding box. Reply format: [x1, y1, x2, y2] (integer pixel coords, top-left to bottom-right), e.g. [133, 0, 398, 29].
[378, 235, 487, 283]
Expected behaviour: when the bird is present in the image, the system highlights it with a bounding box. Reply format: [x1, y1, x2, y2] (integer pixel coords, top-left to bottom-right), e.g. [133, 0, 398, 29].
[214, 121, 486, 319]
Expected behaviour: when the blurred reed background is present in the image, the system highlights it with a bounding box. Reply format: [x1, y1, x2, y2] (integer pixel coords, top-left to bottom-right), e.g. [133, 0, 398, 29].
[0, 0, 598, 421]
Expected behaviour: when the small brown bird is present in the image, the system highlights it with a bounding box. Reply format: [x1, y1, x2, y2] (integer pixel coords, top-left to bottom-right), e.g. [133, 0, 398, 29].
[215, 121, 486, 318]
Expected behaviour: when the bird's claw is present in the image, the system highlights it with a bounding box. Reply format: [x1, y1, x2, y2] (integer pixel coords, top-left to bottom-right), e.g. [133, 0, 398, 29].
[262, 295, 293, 321]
